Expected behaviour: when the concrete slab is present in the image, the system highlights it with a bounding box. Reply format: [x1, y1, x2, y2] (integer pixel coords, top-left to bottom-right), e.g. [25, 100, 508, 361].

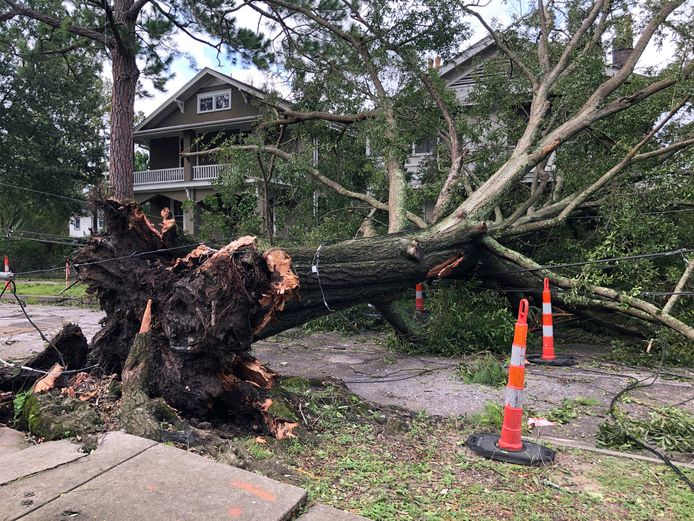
[0, 426, 31, 454]
[297, 504, 371, 521]
[22, 442, 307, 521]
[0, 438, 85, 485]
[0, 432, 157, 521]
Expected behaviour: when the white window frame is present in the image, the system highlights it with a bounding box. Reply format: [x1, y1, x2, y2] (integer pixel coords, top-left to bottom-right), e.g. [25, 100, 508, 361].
[73, 217, 81, 230]
[197, 89, 232, 114]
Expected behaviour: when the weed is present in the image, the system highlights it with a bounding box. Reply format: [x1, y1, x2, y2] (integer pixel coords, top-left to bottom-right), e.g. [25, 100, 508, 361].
[459, 353, 506, 387]
[545, 397, 600, 425]
[12, 389, 32, 424]
[469, 401, 504, 430]
[244, 439, 273, 460]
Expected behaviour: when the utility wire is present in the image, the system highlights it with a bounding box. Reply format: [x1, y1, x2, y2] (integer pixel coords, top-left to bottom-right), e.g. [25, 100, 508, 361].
[13, 243, 200, 277]
[0, 181, 88, 204]
[496, 248, 693, 275]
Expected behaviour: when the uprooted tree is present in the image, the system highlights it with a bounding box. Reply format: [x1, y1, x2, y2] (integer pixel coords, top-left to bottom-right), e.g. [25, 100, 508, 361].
[8, 1, 694, 435]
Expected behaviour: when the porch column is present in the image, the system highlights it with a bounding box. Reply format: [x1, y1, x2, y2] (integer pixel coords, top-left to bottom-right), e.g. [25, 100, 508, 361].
[183, 188, 196, 234]
[182, 130, 194, 182]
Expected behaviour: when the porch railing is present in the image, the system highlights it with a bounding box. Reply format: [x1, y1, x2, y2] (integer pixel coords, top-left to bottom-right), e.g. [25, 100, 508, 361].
[134, 167, 184, 185]
[192, 163, 232, 181]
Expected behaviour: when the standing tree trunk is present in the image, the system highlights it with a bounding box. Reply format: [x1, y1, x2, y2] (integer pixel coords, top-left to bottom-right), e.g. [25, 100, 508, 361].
[109, 0, 138, 201]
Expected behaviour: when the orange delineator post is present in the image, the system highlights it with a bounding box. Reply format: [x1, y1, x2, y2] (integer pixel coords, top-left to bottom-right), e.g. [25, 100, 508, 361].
[541, 278, 556, 361]
[497, 298, 529, 452]
[415, 283, 425, 312]
[3, 255, 9, 291]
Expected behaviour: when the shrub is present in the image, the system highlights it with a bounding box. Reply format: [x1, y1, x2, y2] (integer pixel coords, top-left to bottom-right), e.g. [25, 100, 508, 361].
[460, 353, 507, 387]
[393, 279, 515, 356]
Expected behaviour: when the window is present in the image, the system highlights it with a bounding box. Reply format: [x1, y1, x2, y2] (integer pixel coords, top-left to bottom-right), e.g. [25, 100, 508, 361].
[197, 89, 231, 113]
[73, 217, 81, 230]
[413, 136, 437, 155]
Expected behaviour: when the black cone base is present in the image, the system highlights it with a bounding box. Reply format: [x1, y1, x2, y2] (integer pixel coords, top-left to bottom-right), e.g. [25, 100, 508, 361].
[465, 433, 555, 466]
[527, 355, 576, 367]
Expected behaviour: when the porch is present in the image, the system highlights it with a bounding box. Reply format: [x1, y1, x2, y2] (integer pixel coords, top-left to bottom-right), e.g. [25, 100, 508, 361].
[133, 164, 229, 186]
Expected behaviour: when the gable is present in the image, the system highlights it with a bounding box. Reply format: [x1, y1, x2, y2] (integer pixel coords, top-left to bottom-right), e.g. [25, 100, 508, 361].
[152, 83, 262, 129]
[135, 69, 281, 134]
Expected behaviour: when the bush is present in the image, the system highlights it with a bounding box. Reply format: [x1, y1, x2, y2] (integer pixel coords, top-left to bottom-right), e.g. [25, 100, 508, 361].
[393, 279, 515, 356]
[303, 304, 385, 335]
[460, 353, 507, 387]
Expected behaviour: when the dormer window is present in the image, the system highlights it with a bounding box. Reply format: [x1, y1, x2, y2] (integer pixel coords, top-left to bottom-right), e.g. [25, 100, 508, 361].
[197, 89, 231, 113]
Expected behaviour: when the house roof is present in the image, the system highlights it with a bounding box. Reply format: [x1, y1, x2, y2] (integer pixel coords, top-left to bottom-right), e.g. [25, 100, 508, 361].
[134, 67, 290, 133]
[438, 35, 496, 79]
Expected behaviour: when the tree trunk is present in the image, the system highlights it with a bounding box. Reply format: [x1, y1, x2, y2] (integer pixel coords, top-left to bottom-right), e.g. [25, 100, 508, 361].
[109, 6, 138, 202]
[73, 201, 484, 428]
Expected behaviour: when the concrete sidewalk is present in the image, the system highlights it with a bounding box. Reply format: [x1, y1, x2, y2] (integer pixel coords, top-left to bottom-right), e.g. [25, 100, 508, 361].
[0, 427, 368, 521]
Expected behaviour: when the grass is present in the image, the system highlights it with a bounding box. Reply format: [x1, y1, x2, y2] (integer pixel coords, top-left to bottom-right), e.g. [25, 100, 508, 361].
[4, 280, 87, 300]
[207, 379, 694, 520]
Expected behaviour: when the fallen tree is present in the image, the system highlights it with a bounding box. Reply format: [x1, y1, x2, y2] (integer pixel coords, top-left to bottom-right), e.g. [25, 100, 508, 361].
[65, 195, 692, 436]
[5, 1, 693, 436]
[71, 199, 483, 433]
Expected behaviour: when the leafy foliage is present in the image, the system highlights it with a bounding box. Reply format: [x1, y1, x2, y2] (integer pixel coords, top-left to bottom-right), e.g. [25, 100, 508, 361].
[459, 353, 507, 388]
[598, 406, 694, 453]
[394, 280, 515, 356]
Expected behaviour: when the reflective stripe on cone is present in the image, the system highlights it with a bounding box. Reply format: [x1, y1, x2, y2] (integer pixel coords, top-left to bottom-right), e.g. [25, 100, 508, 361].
[415, 283, 425, 312]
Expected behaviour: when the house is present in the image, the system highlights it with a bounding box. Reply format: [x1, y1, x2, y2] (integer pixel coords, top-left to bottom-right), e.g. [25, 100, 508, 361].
[407, 34, 632, 184]
[68, 212, 104, 238]
[133, 68, 290, 235]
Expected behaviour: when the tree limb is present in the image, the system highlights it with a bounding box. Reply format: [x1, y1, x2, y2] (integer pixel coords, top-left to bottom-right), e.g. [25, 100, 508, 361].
[483, 237, 694, 340]
[1, 0, 111, 44]
[460, 4, 538, 88]
[259, 109, 376, 129]
[662, 256, 694, 315]
[181, 146, 428, 229]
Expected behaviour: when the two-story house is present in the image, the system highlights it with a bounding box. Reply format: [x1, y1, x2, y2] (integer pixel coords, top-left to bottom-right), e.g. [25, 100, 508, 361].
[133, 68, 290, 234]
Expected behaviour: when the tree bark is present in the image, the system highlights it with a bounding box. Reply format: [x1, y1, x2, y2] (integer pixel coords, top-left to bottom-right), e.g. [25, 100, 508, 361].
[109, 47, 138, 201]
[73, 200, 484, 425]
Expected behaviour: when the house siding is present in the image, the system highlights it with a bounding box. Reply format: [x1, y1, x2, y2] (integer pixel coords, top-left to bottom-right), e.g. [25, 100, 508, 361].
[154, 85, 261, 129]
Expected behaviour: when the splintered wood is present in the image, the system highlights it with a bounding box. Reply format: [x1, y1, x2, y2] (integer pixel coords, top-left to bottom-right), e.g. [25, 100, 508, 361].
[426, 254, 466, 279]
[254, 249, 300, 335]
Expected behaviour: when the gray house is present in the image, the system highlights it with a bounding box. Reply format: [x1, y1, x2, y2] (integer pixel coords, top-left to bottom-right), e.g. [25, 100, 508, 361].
[133, 68, 290, 234]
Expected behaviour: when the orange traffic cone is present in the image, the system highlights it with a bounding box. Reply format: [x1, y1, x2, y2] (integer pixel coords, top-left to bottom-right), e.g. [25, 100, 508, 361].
[466, 299, 555, 466]
[415, 283, 425, 313]
[498, 299, 529, 451]
[2, 255, 11, 291]
[528, 279, 575, 366]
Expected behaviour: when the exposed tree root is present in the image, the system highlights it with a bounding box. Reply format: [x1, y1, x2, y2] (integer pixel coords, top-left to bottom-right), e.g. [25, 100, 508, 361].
[0, 323, 88, 391]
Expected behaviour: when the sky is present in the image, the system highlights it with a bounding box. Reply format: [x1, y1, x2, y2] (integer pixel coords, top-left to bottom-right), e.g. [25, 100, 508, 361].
[131, 1, 681, 118]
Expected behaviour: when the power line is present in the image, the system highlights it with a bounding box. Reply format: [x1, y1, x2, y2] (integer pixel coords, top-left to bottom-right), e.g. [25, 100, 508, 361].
[0, 181, 88, 205]
[497, 248, 693, 275]
[14, 242, 200, 277]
